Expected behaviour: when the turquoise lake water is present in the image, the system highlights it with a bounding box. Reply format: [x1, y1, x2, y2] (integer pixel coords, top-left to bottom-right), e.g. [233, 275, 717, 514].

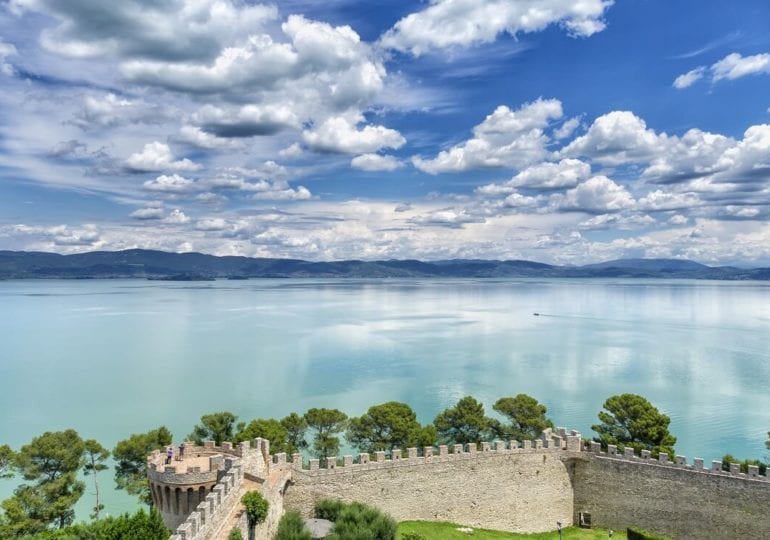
[1, 278, 769, 519]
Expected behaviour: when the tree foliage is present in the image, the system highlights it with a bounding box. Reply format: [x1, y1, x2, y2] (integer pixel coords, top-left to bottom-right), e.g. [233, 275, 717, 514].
[592, 394, 676, 457]
[304, 408, 348, 460]
[492, 394, 554, 441]
[25, 507, 168, 540]
[188, 411, 238, 445]
[274, 510, 312, 540]
[0, 430, 87, 535]
[82, 439, 110, 520]
[0, 444, 13, 479]
[281, 413, 309, 453]
[235, 418, 290, 453]
[433, 396, 490, 445]
[241, 491, 269, 528]
[347, 401, 436, 453]
[721, 454, 767, 475]
[113, 426, 172, 505]
[14, 430, 85, 484]
[1, 485, 49, 537]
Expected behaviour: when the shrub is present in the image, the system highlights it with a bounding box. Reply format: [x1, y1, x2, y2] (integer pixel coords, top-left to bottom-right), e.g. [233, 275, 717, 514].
[274, 511, 312, 540]
[242, 491, 269, 527]
[627, 526, 672, 540]
[229, 527, 244, 540]
[721, 454, 767, 475]
[314, 499, 347, 521]
[400, 533, 426, 540]
[27, 508, 168, 540]
[326, 502, 396, 540]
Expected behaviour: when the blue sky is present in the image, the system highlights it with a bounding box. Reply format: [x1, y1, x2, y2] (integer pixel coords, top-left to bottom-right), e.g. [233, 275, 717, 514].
[1, 0, 770, 264]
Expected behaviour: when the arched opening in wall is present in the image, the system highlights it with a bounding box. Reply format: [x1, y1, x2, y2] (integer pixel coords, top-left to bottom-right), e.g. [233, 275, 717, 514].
[174, 487, 181, 515]
[186, 487, 194, 514]
[198, 486, 206, 505]
[164, 486, 171, 513]
[152, 483, 160, 508]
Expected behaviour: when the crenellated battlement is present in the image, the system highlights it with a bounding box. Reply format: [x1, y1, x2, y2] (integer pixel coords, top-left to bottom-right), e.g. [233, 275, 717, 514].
[273, 424, 770, 495]
[585, 440, 770, 482]
[288, 428, 584, 477]
[149, 427, 770, 540]
[147, 437, 272, 533]
[168, 458, 244, 540]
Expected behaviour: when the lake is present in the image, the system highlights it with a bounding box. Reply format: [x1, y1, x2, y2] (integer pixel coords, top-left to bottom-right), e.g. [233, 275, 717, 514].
[1, 278, 769, 519]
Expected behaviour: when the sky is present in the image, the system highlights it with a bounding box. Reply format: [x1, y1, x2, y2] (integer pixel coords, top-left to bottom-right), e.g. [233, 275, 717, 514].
[1, 0, 770, 265]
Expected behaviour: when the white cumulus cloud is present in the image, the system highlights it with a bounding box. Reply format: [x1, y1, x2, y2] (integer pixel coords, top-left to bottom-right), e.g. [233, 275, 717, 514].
[303, 115, 405, 154]
[674, 52, 770, 89]
[379, 0, 614, 56]
[413, 98, 563, 173]
[12, 0, 277, 61]
[143, 174, 197, 193]
[673, 66, 705, 89]
[192, 104, 299, 138]
[560, 111, 669, 165]
[125, 142, 202, 173]
[552, 175, 635, 213]
[511, 159, 591, 190]
[712, 52, 770, 82]
[163, 209, 190, 224]
[554, 117, 581, 140]
[476, 159, 590, 195]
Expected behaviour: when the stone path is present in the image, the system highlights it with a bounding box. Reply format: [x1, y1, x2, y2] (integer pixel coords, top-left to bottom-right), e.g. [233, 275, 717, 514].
[210, 477, 258, 540]
[210, 469, 291, 540]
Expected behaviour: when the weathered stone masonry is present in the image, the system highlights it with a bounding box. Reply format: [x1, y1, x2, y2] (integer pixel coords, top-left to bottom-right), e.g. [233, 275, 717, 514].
[149, 438, 280, 540]
[573, 443, 770, 539]
[284, 434, 582, 533]
[151, 428, 770, 540]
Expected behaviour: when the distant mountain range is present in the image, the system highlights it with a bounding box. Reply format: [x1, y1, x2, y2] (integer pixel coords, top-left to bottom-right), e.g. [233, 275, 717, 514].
[1, 249, 769, 280]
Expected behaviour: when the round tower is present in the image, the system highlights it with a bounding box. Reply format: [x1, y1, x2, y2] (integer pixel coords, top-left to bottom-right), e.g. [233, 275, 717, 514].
[146, 441, 240, 531]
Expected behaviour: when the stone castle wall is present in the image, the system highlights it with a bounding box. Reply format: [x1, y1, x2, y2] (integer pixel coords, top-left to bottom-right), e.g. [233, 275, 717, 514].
[154, 430, 770, 540]
[572, 445, 770, 540]
[284, 434, 583, 533]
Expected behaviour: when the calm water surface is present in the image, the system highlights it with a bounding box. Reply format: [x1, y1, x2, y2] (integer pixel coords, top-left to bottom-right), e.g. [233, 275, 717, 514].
[1, 278, 769, 518]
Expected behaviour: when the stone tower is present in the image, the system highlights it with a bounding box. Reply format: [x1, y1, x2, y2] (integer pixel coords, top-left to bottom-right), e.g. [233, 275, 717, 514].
[147, 441, 243, 531]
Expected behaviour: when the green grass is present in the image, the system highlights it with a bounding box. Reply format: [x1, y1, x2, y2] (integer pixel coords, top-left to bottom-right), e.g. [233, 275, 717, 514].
[397, 521, 626, 540]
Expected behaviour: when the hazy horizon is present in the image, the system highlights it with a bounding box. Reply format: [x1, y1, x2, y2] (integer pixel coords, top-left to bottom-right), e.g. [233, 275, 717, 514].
[2, 246, 769, 269]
